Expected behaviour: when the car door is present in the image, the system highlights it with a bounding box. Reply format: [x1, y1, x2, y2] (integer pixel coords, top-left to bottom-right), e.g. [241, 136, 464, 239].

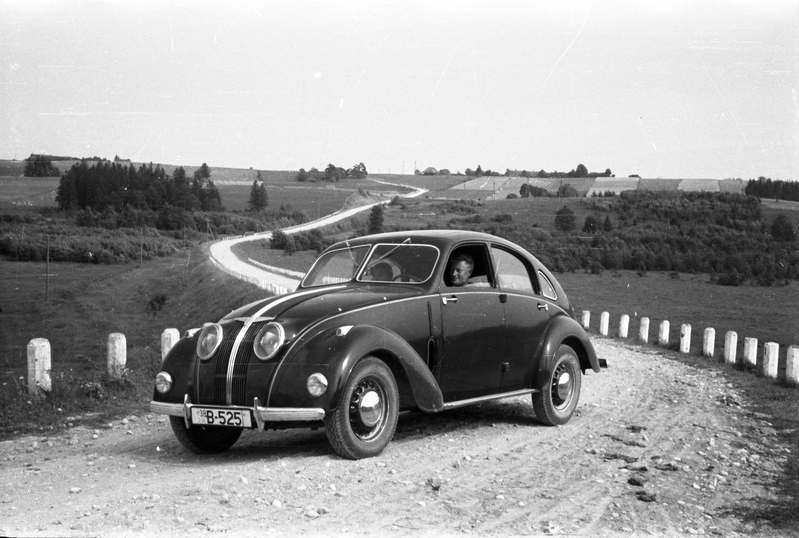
[437, 244, 506, 401]
[491, 245, 552, 392]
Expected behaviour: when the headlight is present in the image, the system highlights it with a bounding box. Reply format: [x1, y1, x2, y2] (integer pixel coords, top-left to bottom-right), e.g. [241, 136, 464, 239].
[307, 373, 328, 397]
[196, 323, 223, 360]
[253, 322, 285, 360]
[155, 372, 173, 394]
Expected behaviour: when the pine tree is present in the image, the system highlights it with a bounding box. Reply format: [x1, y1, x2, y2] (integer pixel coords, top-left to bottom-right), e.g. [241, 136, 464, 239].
[368, 204, 384, 235]
[248, 180, 268, 211]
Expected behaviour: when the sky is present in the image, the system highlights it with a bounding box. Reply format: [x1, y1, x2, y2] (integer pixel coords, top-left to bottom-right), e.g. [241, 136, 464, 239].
[1, 0, 797, 180]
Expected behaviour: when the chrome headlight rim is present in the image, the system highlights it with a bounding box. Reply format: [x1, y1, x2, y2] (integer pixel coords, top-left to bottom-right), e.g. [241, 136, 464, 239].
[307, 373, 328, 397]
[155, 372, 173, 394]
[253, 322, 286, 360]
[196, 323, 223, 361]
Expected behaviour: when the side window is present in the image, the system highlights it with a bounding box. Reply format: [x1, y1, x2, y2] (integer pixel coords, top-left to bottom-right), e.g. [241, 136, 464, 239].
[538, 271, 557, 300]
[490, 247, 534, 293]
[444, 244, 493, 288]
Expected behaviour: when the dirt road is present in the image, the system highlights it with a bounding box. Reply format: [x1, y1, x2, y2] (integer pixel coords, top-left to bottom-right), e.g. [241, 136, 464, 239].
[0, 340, 791, 538]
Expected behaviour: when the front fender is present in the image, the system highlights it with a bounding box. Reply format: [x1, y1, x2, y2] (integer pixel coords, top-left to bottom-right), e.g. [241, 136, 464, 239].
[151, 336, 198, 403]
[268, 324, 444, 413]
[534, 315, 599, 392]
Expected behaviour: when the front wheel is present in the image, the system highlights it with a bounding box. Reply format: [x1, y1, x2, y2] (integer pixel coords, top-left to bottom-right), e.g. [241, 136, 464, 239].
[326, 356, 399, 459]
[532, 344, 582, 426]
[169, 416, 242, 454]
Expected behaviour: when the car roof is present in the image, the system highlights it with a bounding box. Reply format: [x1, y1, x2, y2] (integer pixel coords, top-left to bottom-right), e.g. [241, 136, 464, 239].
[328, 229, 519, 252]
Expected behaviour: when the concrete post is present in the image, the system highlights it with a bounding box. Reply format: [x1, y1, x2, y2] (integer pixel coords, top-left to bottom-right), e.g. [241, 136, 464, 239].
[107, 333, 127, 380]
[724, 331, 738, 366]
[743, 337, 758, 368]
[27, 338, 51, 399]
[680, 324, 691, 354]
[658, 320, 670, 346]
[161, 328, 180, 362]
[639, 317, 649, 343]
[581, 311, 590, 330]
[787, 346, 799, 385]
[763, 342, 779, 380]
[703, 328, 715, 358]
[618, 315, 630, 338]
[600, 312, 609, 336]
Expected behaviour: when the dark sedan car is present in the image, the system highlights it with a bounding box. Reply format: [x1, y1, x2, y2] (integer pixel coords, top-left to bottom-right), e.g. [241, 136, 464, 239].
[151, 230, 603, 459]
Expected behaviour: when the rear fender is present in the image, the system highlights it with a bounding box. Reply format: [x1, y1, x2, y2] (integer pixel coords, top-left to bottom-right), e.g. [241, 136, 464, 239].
[534, 315, 599, 392]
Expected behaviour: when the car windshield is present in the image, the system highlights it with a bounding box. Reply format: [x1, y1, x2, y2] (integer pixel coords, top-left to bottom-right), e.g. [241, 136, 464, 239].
[301, 245, 370, 287]
[358, 243, 439, 283]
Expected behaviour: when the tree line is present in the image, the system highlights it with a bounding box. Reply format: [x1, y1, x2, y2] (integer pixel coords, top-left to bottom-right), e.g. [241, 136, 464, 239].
[296, 163, 368, 182]
[745, 177, 799, 202]
[56, 160, 223, 213]
[446, 191, 797, 286]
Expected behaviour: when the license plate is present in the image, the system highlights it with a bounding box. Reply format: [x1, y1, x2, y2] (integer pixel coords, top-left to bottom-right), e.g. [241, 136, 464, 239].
[191, 407, 252, 428]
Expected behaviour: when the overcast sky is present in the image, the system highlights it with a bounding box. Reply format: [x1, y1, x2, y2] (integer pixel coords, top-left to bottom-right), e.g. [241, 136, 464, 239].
[2, 0, 797, 179]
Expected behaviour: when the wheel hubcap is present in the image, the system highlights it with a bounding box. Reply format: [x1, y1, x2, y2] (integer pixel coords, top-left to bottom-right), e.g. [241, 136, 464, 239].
[349, 377, 387, 440]
[552, 364, 574, 408]
[358, 390, 382, 427]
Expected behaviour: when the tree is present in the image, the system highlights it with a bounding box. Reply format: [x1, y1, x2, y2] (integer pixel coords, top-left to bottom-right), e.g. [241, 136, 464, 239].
[554, 206, 576, 232]
[603, 215, 613, 232]
[575, 164, 588, 177]
[368, 204, 384, 235]
[770, 213, 795, 242]
[349, 162, 368, 178]
[194, 163, 211, 181]
[475, 165, 484, 177]
[24, 155, 61, 177]
[325, 163, 342, 182]
[557, 183, 579, 197]
[583, 215, 600, 233]
[248, 179, 268, 211]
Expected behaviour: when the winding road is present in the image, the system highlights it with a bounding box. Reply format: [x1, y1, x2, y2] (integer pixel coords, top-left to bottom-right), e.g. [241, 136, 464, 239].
[209, 180, 427, 293]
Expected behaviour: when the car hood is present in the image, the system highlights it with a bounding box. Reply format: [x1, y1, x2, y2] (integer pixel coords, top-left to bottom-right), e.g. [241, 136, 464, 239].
[221, 284, 424, 324]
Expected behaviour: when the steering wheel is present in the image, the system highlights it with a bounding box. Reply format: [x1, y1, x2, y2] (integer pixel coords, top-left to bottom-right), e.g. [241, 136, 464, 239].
[392, 274, 421, 283]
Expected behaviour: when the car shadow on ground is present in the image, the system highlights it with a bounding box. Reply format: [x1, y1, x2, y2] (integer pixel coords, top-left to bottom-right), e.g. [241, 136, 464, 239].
[120, 397, 544, 464]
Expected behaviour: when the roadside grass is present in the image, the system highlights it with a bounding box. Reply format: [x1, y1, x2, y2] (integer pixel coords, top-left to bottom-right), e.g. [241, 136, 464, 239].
[0, 247, 266, 440]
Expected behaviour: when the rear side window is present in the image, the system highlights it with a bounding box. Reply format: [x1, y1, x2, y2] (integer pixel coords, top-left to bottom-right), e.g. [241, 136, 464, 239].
[491, 247, 535, 293]
[538, 271, 557, 300]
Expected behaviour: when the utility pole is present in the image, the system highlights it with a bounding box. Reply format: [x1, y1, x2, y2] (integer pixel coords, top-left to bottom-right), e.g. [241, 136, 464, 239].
[45, 235, 50, 301]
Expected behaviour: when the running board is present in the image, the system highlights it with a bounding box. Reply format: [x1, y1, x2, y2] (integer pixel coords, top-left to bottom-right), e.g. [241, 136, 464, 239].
[442, 388, 539, 411]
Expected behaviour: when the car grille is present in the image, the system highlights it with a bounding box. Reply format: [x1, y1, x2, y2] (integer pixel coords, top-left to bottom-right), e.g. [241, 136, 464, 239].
[212, 320, 264, 406]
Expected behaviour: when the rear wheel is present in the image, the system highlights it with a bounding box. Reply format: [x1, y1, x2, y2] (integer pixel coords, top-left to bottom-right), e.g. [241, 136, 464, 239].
[533, 345, 582, 426]
[326, 356, 399, 459]
[169, 416, 242, 454]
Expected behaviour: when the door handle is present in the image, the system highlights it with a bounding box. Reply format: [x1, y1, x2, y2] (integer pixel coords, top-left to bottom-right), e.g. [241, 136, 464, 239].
[537, 303, 548, 311]
[442, 296, 458, 305]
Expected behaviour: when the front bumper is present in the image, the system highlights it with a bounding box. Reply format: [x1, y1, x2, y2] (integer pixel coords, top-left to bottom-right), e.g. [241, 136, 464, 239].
[150, 395, 325, 431]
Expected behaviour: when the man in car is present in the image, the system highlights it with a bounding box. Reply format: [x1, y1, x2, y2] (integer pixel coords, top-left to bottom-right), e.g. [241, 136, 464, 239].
[449, 253, 473, 286]
[369, 262, 394, 281]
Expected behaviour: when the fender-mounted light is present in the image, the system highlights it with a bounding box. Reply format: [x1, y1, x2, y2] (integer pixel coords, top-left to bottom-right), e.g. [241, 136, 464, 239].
[307, 373, 328, 397]
[253, 322, 285, 360]
[196, 323, 223, 360]
[155, 372, 173, 394]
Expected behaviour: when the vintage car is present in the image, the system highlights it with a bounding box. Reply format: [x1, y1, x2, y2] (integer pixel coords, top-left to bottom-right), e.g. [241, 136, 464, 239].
[151, 230, 604, 459]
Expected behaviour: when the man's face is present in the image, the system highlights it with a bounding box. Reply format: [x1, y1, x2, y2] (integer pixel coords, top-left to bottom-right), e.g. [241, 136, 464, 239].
[450, 260, 472, 286]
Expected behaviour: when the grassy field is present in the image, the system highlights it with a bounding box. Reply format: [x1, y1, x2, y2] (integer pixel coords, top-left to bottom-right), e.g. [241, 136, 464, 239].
[0, 248, 264, 439]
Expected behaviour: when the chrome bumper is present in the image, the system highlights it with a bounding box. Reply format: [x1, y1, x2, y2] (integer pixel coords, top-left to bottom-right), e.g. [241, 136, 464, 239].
[150, 395, 325, 431]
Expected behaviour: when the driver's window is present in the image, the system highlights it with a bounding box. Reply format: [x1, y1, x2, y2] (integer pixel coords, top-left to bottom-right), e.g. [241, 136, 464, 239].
[490, 247, 535, 293]
[444, 245, 492, 288]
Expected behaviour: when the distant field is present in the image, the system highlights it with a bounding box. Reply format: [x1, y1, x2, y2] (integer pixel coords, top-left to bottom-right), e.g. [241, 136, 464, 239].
[638, 178, 682, 191]
[219, 183, 353, 215]
[0, 176, 59, 208]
